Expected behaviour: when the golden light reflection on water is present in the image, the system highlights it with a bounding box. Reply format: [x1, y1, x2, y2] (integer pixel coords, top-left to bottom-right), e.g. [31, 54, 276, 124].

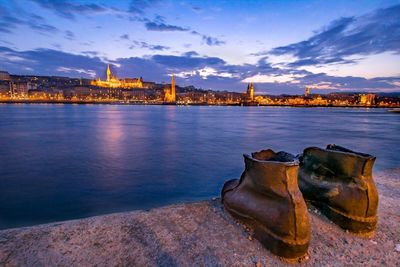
[92, 106, 182, 189]
[164, 106, 178, 136]
[98, 110, 124, 157]
[92, 109, 129, 192]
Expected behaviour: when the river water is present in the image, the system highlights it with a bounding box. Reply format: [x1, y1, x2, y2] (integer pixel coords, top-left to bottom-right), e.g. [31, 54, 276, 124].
[0, 104, 399, 229]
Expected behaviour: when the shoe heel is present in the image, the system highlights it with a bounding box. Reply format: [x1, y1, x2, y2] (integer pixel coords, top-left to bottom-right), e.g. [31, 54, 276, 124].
[311, 202, 377, 235]
[224, 205, 309, 259]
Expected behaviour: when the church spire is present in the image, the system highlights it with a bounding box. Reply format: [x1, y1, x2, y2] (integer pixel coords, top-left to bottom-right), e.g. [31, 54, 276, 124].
[164, 73, 176, 103]
[247, 82, 254, 101]
[171, 73, 175, 101]
[106, 64, 111, 82]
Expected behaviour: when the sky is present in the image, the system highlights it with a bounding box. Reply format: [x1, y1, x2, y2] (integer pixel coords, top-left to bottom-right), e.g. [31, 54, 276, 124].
[0, 0, 399, 94]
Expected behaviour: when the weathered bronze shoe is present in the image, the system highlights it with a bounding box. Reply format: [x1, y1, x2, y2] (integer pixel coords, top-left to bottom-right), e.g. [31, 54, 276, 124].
[298, 144, 378, 235]
[221, 149, 310, 259]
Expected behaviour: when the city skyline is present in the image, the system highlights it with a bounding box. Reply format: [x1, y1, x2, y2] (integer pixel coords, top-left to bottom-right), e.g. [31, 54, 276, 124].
[0, 0, 400, 94]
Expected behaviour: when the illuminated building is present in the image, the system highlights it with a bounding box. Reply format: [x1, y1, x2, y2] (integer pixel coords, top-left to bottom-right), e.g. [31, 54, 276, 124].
[247, 83, 254, 101]
[309, 95, 328, 106]
[0, 71, 11, 98]
[28, 90, 47, 100]
[241, 83, 258, 105]
[164, 73, 176, 103]
[11, 82, 36, 98]
[0, 71, 11, 81]
[0, 81, 11, 98]
[359, 93, 376, 106]
[305, 87, 310, 97]
[91, 64, 144, 89]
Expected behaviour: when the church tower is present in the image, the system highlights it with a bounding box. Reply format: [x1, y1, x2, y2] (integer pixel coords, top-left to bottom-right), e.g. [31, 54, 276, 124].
[305, 87, 310, 97]
[106, 64, 111, 82]
[247, 83, 254, 101]
[170, 73, 176, 102]
[164, 73, 176, 103]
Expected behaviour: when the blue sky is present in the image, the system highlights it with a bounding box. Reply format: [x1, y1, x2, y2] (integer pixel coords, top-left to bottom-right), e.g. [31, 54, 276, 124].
[0, 0, 399, 94]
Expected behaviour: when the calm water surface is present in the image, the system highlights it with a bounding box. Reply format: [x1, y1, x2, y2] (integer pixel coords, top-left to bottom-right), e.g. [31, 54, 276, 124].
[0, 104, 399, 229]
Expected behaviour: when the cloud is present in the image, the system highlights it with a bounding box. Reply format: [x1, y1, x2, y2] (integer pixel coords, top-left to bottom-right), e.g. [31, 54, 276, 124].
[56, 67, 96, 77]
[0, 46, 105, 78]
[297, 52, 400, 79]
[0, 4, 59, 34]
[30, 23, 58, 34]
[297, 72, 396, 90]
[242, 73, 306, 84]
[175, 67, 236, 79]
[191, 6, 202, 13]
[151, 54, 225, 68]
[190, 30, 225, 46]
[81, 51, 100, 56]
[145, 21, 188, 31]
[182, 51, 200, 57]
[129, 0, 160, 15]
[129, 41, 170, 51]
[267, 5, 400, 67]
[64, 30, 75, 40]
[202, 35, 225, 46]
[143, 19, 225, 46]
[117, 33, 170, 51]
[0, 15, 24, 33]
[30, 0, 114, 20]
[120, 34, 130, 40]
[371, 77, 400, 87]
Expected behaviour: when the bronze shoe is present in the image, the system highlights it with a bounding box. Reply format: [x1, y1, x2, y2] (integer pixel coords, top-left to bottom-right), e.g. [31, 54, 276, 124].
[221, 149, 310, 259]
[298, 144, 378, 235]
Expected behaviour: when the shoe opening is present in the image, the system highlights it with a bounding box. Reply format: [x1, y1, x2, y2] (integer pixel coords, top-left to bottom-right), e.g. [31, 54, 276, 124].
[326, 144, 373, 158]
[252, 149, 296, 162]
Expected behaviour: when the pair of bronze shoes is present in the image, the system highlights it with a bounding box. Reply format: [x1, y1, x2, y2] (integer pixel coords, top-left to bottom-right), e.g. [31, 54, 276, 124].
[221, 145, 379, 259]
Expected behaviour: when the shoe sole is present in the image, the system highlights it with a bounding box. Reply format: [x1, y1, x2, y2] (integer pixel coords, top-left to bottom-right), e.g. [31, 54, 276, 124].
[224, 204, 309, 260]
[309, 201, 377, 235]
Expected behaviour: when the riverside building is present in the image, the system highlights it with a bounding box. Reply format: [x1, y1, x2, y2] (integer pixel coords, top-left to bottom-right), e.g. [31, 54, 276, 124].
[91, 64, 144, 89]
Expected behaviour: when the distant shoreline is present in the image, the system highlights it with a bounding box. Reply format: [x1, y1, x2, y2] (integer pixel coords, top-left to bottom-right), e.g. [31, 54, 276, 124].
[0, 100, 397, 108]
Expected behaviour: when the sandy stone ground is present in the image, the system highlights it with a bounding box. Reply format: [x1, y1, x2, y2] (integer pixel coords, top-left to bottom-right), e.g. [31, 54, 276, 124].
[0, 169, 399, 266]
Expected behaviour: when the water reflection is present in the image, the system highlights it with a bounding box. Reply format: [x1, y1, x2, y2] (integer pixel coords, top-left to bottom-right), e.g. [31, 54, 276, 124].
[98, 109, 124, 156]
